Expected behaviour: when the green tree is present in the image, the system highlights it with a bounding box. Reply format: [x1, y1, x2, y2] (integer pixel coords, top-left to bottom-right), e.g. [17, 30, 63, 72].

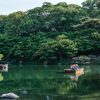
[34, 39, 57, 61]
[45, 3, 87, 32]
[0, 33, 10, 57]
[72, 28, 100, 55]
[0, 54, 3, 60]
[4, 11, 26, 34]
[96, 0, 100, 9]
[81, 0, 100, 17]
[26, 3, 54, 32]
[81, 0, 98, 14]
[35, 34, 78, 61]
[55, 34, 78, 60]
[89, 9, 100, 17]
[0, 15, 7, 34]
[17, 17, 41, 36]
[73, 17, 100, 30]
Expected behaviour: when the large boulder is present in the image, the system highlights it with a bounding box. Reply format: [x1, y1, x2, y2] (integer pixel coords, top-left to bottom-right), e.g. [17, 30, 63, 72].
[1, 93, 19, 99]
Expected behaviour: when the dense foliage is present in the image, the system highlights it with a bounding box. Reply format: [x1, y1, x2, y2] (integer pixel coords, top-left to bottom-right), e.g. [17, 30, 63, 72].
[0, 54, 3, 60]
[0, 0, 100, 62]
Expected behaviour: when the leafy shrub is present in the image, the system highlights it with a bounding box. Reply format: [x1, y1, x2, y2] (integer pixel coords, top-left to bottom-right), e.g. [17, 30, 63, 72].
[75, 55, 91, 64]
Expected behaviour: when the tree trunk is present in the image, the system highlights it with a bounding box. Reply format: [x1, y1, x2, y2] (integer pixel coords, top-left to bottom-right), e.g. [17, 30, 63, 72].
[60, 52, 63, 61]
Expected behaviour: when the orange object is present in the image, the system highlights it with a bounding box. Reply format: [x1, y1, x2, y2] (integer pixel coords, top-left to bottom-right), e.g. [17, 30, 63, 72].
[64, 68, 84, 73]
[70, 64, 78, 67]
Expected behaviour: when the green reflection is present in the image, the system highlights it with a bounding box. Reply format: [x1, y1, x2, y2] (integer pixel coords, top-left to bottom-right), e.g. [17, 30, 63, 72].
[0, 73, 3, 81]
[0, 65, 100, 100]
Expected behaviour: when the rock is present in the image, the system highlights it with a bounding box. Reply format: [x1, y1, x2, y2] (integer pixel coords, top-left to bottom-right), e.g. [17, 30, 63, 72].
[19, 61, 23, 64]
[58, 63, 62, 66]
[20, 90, 28, 94]
[43, 61, 48, 65]
[1, 93, 19, 99]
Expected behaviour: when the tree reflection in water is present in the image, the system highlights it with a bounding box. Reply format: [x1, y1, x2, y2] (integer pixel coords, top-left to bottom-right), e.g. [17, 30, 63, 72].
[0, 65, 100, 100]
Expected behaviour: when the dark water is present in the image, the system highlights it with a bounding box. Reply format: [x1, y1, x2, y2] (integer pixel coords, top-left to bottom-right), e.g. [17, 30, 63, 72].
[0, 64, 100, 100]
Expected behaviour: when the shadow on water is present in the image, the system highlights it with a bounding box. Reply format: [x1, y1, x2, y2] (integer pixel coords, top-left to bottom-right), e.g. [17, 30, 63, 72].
[56, 71, 65, 74]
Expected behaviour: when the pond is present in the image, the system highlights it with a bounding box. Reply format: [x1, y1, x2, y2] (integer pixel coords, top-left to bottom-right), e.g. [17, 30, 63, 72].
[0, 64, 100, 100]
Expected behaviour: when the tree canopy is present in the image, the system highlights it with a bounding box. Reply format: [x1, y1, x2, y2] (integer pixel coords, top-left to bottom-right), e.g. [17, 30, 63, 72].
[0, 1, 100, 63]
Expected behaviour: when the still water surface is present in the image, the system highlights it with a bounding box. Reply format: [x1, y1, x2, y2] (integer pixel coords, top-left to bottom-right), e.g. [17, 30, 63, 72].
[0, 64, 100, 100]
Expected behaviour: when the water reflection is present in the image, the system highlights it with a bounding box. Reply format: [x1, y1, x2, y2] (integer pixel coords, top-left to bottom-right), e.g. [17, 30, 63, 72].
[20, 90, 28, 94]
[83, 66, 91, 73]
[0, 64, 8, 72]
[0, 65, 100, 100]
[70, 72, 84, 85]
[64, 69, 84, 85]
[0, 65, 8, 82]
[0, 73, 3, 81]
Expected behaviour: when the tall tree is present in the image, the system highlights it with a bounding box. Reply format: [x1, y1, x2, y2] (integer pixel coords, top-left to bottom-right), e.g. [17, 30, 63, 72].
[0, 15, 7, 34]
[35, 35, 78, 61]
[45, 3, 87, 32]
[17, 17, 41, 36]
[4, 11, 26, 34]
[81, 0, 99, 16]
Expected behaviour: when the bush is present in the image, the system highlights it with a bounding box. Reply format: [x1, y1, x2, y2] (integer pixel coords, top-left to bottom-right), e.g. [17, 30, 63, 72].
[75, 55, 91, 65]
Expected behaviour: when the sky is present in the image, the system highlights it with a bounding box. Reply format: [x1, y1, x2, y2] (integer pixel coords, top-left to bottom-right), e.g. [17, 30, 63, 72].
[0, 0, 86, 15]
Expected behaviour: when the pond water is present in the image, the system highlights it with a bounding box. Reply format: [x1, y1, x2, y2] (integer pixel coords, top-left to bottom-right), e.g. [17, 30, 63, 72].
[0, 64, 100, 100]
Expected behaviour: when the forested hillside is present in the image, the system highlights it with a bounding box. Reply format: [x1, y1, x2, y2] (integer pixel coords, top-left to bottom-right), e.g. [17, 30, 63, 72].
[0, 0, 100, 63]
